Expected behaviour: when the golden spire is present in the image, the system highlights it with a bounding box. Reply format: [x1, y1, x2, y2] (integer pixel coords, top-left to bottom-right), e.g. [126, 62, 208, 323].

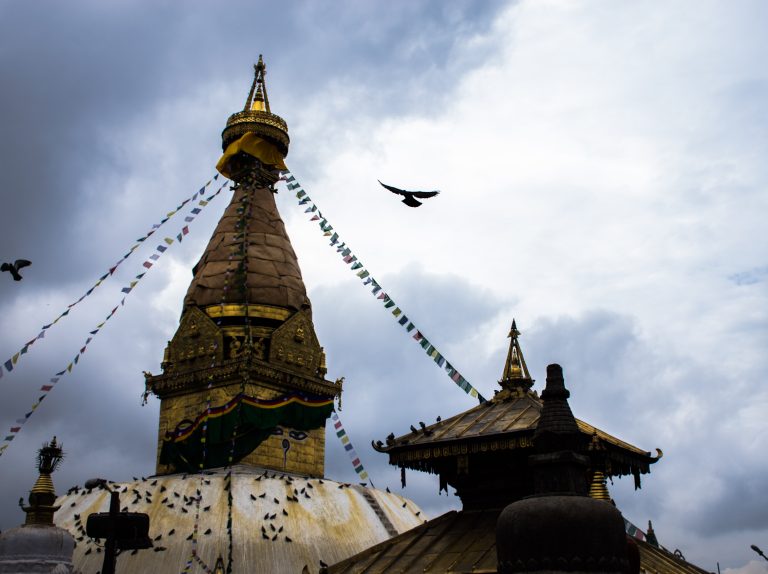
[22, 436, 64, 525]
[499, 319, 533, 393]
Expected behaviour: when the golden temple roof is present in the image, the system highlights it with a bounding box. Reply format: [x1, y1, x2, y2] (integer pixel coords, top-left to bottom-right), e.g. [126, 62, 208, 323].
[325, 509, 713, 574]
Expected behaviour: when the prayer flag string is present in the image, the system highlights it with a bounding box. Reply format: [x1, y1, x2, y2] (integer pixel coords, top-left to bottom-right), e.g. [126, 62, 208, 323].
[0, 175, 223, 381]
[0, 182, 228, 459]
[330, 410, 372, 485]
[281, 170, 486, 404]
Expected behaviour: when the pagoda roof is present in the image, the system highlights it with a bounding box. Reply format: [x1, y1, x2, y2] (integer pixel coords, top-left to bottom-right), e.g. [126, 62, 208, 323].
[375, 388, 661, 481]
[324, 509, 713, 574]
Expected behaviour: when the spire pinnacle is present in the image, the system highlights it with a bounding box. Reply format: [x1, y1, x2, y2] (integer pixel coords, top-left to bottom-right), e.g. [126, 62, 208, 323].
[245, 55, 270, 113]
[23, 436, 64, 525]
[499, 319, 533, 393]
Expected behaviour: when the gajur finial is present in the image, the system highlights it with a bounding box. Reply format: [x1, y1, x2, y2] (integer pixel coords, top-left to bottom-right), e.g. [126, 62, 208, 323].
[23, 436, 64, 525]
[499, 319, 533, 393]
[244, 54, 270, 113]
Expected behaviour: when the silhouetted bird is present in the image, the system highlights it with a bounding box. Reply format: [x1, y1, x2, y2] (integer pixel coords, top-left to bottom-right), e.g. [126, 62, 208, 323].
[419, 421, 426, 430]
[386, 487, 391, 493]
[204, 528, 212, 535]
[410, 425, 418, 434]
[282, 509, 288, 516]
[436, 416, 441, 422]
[378, 181, 439, 207]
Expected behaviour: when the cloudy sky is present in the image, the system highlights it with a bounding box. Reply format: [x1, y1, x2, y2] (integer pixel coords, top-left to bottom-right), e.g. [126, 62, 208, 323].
[0, 0, 766, 570]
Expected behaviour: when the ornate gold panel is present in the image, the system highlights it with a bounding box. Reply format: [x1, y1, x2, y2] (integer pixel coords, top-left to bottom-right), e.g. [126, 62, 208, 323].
[164, 307, 224, 373]
[268, 311, 322, 376]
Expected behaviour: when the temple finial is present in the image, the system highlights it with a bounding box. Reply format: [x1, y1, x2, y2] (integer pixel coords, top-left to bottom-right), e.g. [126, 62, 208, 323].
[23, 436, 64, 525]
[499, 319, 533, 393]
[244, 55, 270, 113]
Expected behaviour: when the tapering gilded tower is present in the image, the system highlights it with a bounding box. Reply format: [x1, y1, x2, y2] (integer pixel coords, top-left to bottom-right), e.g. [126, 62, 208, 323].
[145, 56, 343, 477]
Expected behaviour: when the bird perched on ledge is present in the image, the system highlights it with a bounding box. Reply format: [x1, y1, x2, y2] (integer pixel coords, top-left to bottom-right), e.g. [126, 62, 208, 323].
[1, 259, 31, 281]
[378, 181, 440, 207]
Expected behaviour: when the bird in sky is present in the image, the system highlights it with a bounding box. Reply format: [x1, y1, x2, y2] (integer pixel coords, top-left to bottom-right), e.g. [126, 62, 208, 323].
[1, 259, 31, 281]
[378, 180, 440, 208]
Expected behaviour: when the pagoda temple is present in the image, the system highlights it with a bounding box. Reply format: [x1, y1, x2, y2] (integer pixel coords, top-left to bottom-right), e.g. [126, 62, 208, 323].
[52, 57, 423, 574]
[327, 323, 711, 574]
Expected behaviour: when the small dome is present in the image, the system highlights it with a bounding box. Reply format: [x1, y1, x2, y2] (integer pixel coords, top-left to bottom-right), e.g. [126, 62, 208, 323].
[0, 524, 75, 572]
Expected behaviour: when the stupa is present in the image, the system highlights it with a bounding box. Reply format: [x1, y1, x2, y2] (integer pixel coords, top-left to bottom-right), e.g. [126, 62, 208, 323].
[53, 57, 423, 574]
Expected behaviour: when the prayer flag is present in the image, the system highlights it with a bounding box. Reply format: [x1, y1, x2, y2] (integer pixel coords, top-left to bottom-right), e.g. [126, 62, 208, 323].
[398, 315, 408, 325]
[413, 331, 423, 341]
[10, 427, 21, 433]
[12, 353, 19, 365]
[297, 190, 307, 199]
[351, 262, 362, 270]
[177, 233, 183, 242]
[384, 300, 395, 309]
[40, 385, 53, 392]
[150, 254, 160, 261]
[392, 308, 402, 317]
[143, 261, 153, 269]
[185, 216, 194, 222]
[357, 270, 369, 279]
[344, 443, 353, 451]
[191, 207, 202, 214]
[406, 322, 415, 332]
[183, 226, 189, 235]
[311, 215, 320, 221]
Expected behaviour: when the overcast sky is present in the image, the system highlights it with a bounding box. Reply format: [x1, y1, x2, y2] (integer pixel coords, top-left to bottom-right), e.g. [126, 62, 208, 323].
[0, 0, 766, 570]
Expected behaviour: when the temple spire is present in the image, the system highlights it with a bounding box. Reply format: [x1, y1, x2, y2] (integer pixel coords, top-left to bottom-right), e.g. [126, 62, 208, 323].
[22, 436, 64, 525]
[244, 55, 271, 113]
[499, 319, 533, 393]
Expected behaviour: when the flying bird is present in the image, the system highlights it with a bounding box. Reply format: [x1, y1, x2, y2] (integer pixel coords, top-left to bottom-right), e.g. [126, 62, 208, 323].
[378, 181, 439, 208]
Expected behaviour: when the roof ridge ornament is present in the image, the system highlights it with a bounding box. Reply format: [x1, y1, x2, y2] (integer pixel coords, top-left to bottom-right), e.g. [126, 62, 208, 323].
[498, 319, 534, 395]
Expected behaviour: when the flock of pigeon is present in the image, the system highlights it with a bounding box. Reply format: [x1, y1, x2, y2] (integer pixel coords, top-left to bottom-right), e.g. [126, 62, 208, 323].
[59, 469, 423, 569]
